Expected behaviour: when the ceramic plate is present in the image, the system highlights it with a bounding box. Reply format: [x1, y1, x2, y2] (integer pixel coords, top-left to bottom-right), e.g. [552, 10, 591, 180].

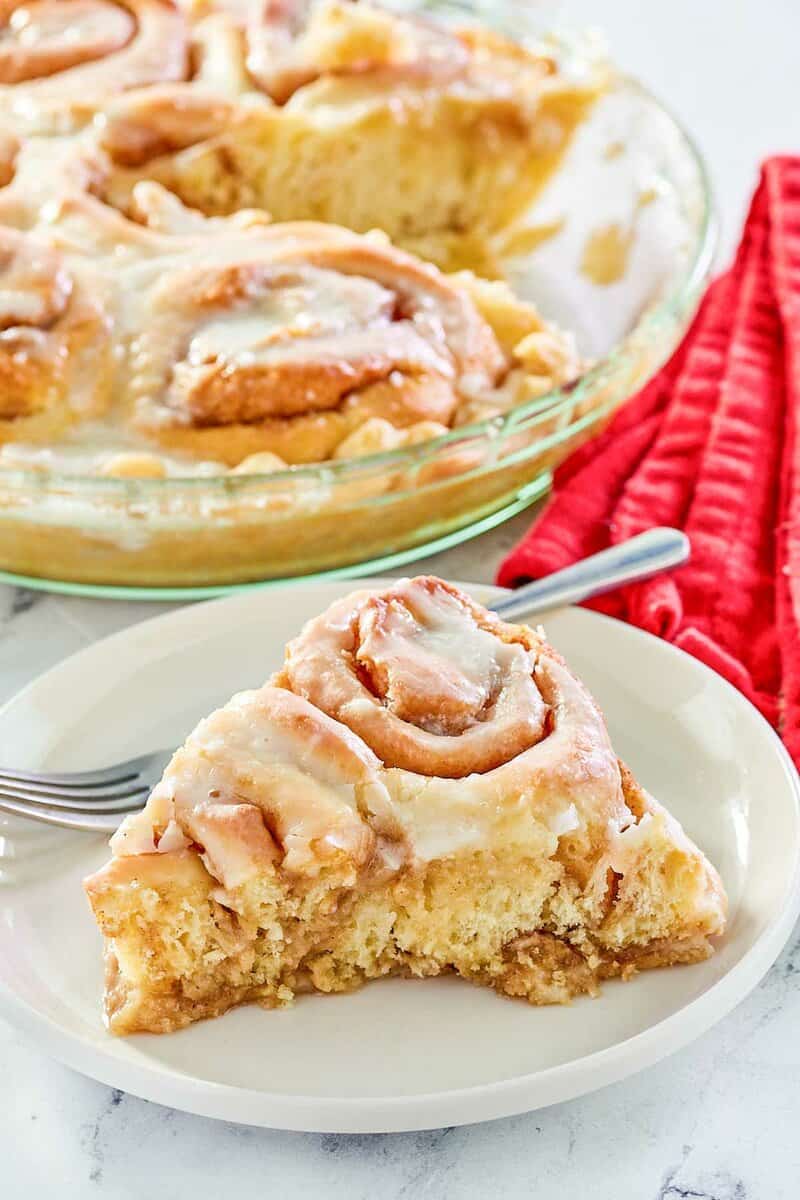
[1, 581, 798, 1133]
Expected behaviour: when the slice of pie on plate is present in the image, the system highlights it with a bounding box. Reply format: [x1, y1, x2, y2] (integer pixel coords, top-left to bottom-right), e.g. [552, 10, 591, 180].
[84, 576, 727, 1035]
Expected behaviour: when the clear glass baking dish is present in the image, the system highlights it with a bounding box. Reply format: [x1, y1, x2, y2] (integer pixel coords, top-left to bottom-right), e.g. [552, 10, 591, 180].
[0, 49, 714, 596]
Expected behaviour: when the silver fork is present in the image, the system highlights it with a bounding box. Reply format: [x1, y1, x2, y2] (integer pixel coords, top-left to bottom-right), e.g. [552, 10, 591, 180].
[0, 749, 174, 834]
[0, 527, 688, 834]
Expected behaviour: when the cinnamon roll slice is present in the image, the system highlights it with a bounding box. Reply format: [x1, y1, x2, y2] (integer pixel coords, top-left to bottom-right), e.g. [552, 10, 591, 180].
[85, 577, 727, 1035]
[96, 0, 602, 245]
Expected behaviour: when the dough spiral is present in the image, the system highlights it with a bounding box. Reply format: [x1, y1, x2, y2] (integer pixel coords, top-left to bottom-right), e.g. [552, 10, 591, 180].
[124, 216, 508, 464]
[0, 0, 189, 131]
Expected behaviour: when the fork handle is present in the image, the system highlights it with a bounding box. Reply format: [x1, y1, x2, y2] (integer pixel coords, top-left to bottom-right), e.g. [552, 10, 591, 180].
[490, 528, 690, 623]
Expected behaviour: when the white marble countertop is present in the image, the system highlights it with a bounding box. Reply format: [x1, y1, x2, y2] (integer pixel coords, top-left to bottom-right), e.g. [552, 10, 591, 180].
[3, 2, 800, 1195]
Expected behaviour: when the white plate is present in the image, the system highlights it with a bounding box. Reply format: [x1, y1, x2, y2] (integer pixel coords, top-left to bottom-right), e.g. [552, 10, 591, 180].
[1, 580, 799, 1133]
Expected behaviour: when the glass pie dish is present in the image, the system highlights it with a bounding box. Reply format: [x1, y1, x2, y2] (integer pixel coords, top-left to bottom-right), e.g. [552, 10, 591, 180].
[0, 21, 714, 596]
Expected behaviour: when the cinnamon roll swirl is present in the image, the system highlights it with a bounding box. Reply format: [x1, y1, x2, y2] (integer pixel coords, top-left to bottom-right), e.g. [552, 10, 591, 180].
[0, 0, 189, 131]
[123, 216, 508, 465]
[85, 577, 727, 1035]
[279, 577, 548, 777]
[244, 0, 475, 104]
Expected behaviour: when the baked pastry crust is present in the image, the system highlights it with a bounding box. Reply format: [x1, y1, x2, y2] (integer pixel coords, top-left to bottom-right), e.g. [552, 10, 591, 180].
[84, 576, 727, 1035]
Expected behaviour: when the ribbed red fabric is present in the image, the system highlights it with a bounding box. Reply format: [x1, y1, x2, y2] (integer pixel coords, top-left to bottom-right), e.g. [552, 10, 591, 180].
[768, 158, 800, 761]
[497, 158, 800, 756]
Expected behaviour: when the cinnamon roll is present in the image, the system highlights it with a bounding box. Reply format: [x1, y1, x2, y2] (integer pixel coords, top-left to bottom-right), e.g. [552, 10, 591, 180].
[0, 224, 113, 443]
[0, 179, 576, 475]
[0, 1, 189, 132]
[85, 577, 727, 1035]
[115, 206, 509, 465]
[96, 0, 601, 245]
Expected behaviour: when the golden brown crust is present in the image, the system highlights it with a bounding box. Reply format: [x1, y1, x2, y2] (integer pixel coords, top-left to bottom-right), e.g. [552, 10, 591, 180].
[98, 87, 237, 167]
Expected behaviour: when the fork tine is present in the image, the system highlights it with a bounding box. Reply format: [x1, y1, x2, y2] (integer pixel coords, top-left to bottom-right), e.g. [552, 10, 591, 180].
[0, 795, 130, 834]
[0, 774, 149, 801]
[0, 785, 149, 814]
[0, 755, 146, 788]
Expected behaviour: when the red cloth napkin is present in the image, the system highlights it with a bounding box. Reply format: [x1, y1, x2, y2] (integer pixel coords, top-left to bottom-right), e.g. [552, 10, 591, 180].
[497, 157, 800, 761]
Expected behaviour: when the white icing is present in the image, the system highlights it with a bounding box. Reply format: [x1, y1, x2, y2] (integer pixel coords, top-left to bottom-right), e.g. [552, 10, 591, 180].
[4, 2, 134, 57]
[156, 818, 189, 853]
[109, 811, 157, 857]
[357, 581, 534, 735]
[546, 802, 580, 837]
[184, 269, 394, 365]
[145, 685, 395, 881]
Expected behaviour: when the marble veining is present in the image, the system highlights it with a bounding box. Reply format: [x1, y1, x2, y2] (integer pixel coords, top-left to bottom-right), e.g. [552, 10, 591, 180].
[656, 1145, 748, 1200]
[10, 588, 40, 618]
[82, 1090, 125, 1187]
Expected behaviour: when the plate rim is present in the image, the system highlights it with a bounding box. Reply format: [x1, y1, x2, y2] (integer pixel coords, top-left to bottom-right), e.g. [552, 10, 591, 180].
[1, 582, 799, 1133]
